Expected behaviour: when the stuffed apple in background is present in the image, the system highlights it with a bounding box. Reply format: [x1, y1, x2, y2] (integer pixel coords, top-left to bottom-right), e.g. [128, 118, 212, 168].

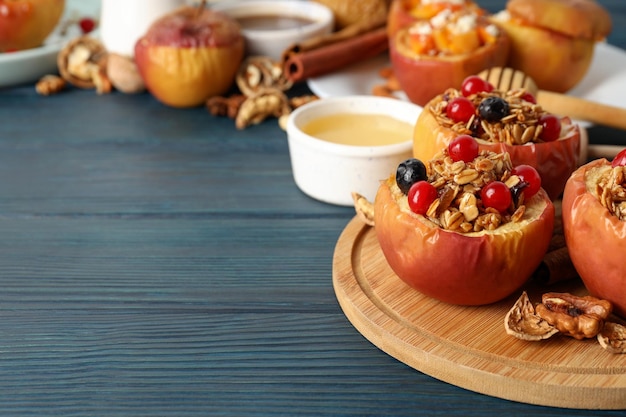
[0, 0, 65, 52]
[413, 76, 581, 200]
[134, 4, 245, 108]
[375, 137, 554, 306]
[389, 7, 509, 106]
[562, 152, 626, 318]
[386, 0, 480, 37]
[491, 0, 612, 93]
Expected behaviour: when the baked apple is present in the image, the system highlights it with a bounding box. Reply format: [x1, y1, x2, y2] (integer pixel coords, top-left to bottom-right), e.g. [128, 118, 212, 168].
[562, 154, 626, 318]
[389, 8, 509, 106]
[490, 0, 612, 93]
[375, 137, 554, 305]
[387, 0, 480, 37]
[413, 78, 580, 199]
[0, 0, 65, 52]
[134, 5, 244, 108]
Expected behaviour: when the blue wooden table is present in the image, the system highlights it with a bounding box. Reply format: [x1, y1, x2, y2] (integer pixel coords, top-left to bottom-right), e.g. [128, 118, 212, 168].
[0, 1, 625, 415]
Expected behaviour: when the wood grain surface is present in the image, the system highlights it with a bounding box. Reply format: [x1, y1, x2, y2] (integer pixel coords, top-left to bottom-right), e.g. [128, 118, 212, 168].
[0, 1, 624, 415]
[334, 217, 626, 410]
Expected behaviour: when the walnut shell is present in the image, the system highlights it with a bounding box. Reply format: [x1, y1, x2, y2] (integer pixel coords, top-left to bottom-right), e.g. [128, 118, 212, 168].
[352, 192, 375, 226]
[57, 35, 108, 89]
[597, 322, 626, 354]
[504, 291, 559, 341]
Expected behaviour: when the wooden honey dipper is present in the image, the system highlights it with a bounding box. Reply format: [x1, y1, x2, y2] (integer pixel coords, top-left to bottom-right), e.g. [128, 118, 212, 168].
[478, 67, 626, 160]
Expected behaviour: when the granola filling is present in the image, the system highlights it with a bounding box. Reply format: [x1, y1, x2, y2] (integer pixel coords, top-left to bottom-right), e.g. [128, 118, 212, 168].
[592, 165, 626, 221]
[429, 88, 559, 145]
[396, 149, 530, 233]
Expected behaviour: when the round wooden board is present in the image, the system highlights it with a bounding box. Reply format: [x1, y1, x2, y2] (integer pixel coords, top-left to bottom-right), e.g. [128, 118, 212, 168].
[332, 216, 626, 410]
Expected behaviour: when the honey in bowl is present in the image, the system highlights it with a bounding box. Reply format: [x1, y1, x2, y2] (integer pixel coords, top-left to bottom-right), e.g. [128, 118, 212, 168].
[237, 14, 316, 31]
[301, 114, 413, 147]
[286, 95, 421, 206]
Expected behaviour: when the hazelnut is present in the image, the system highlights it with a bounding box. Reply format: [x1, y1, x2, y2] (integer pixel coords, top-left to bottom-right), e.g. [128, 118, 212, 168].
[106, 53, 145, 94]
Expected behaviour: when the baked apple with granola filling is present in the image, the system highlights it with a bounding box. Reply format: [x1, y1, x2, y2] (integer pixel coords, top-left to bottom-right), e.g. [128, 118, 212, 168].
[389, 7, 509, 106]
[490, 0, 611, 92]
[413, 76, 581, 199]
[562, 151, 626, 318]
[375, 136, 554, 305]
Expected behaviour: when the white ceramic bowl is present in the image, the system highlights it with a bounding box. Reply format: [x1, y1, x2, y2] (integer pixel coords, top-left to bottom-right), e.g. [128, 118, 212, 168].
[212, 0, 334, 61]
[286, 96, 423, 206]
[101, 0, 187, 57]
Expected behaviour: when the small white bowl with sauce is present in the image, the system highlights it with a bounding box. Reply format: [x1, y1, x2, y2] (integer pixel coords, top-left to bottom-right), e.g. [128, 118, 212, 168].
[212, 0, 334, 60]
[286, 96, 422, 206]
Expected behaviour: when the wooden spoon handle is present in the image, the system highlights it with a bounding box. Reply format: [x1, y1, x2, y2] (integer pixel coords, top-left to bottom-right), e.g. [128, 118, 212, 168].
[536, 90, 626, 131]
[588, 144, 624, 160]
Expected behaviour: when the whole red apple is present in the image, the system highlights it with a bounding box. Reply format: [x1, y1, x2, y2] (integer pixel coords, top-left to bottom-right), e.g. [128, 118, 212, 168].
[134, 5, 245, 108]
[0, 0, 65, 52]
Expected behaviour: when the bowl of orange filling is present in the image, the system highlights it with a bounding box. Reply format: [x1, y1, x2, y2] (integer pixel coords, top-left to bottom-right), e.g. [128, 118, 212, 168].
[389, 6, 509, 106]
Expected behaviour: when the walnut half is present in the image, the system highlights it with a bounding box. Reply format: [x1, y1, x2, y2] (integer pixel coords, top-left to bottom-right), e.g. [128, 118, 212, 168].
[504, 291, 559, 341]
[598, 322, 626, 354]
[35, 75, 66, 96]
[236, 56, 292, 97]
[505, 291, 626, 353]
[57, 35, 110, 94]
[352, 192, 375, 226]
[234, 88, 291, 130]
[535, 292, 613, 340]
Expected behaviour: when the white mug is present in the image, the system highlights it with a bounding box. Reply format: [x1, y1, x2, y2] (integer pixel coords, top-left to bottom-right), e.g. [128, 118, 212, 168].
[100, 0, 187, 57]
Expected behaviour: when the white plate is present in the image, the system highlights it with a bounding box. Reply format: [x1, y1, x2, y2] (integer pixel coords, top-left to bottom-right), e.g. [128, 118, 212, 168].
[308, 42, 626, 111]
[0, 0, 101, 88]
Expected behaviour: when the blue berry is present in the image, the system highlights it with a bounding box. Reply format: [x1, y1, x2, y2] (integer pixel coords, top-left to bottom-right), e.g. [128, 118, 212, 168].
[478, 96, 509, 122]
[396, 158, 427, 195]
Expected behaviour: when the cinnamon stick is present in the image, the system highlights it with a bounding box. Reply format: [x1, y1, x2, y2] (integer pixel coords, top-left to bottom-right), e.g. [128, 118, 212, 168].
[282, 15, 387, 58]
[532, 201, 580, 285]
[533, 246, 580, 285]
[282, 17, 389, 83]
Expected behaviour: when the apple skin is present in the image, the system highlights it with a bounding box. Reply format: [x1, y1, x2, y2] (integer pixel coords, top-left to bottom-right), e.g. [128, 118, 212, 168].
[134, 6, 244, 108]
[413, 102, 580, 200]
[493, 18, 594, 93]
[389, 26, 509, 106]
[562, 159, 626, 318]
[0, 0, 65, 52]
[374, 175, 554, 305]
